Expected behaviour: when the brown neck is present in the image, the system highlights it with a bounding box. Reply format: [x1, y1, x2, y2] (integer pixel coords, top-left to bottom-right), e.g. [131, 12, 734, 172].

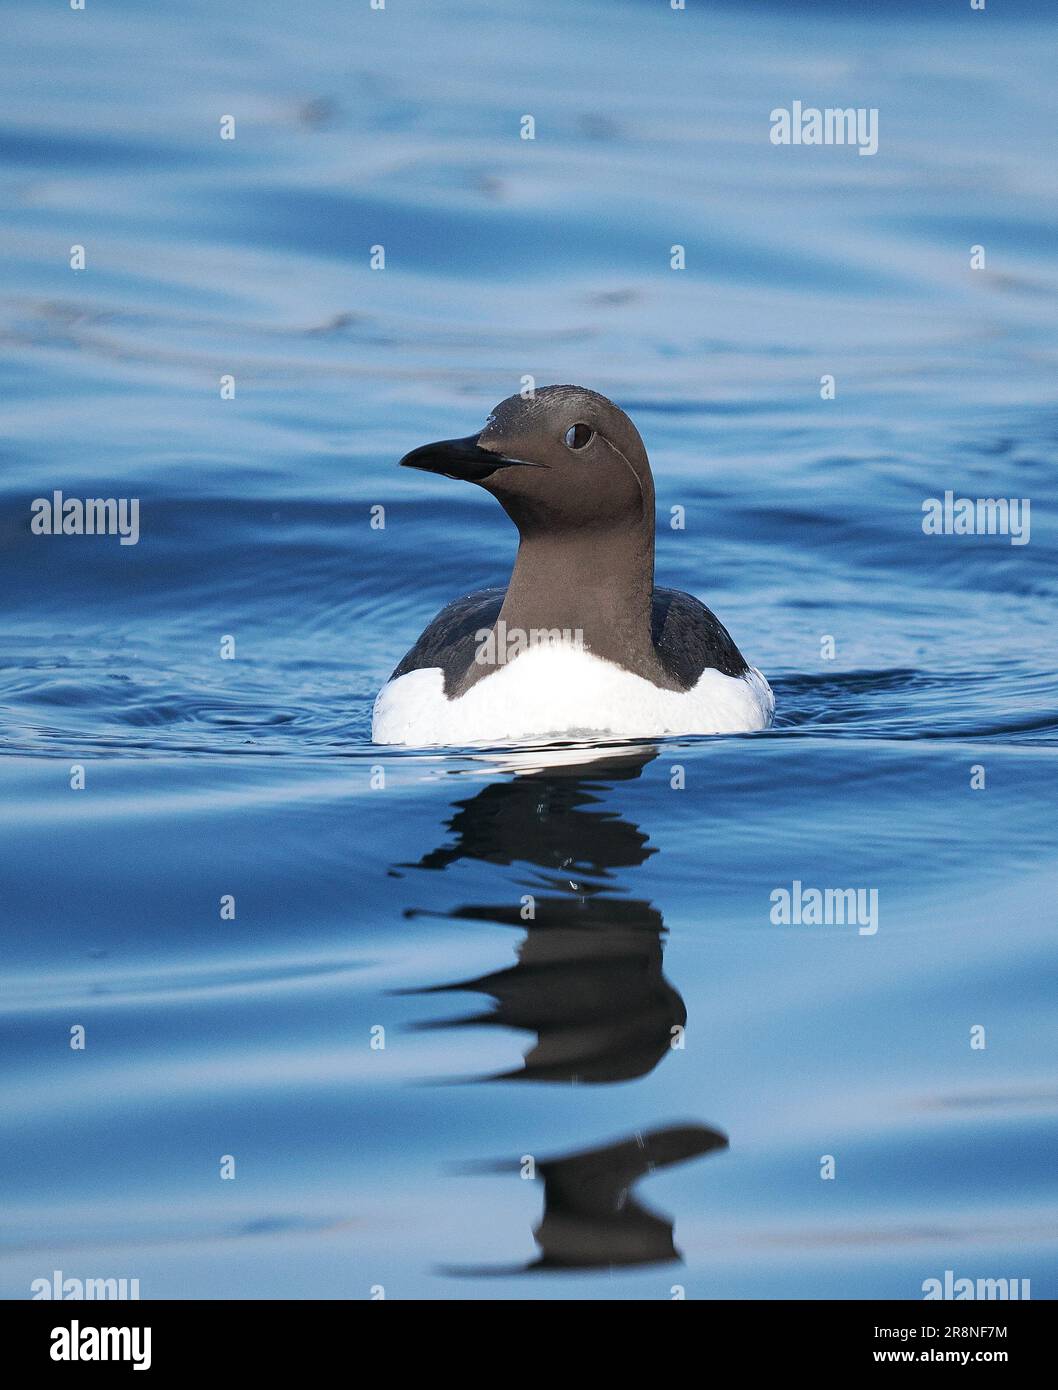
[459, 516, 670, 693]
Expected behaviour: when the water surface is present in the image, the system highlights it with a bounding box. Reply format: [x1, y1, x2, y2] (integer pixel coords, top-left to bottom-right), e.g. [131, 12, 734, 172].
[2, 0, 1056, 1299]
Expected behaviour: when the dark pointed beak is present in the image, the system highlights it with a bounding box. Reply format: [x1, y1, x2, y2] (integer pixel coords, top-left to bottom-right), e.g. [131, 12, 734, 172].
[398, 434, 538, 482]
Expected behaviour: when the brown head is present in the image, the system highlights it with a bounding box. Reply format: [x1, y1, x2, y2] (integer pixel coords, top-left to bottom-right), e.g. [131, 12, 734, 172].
[399, 385, 655, 539]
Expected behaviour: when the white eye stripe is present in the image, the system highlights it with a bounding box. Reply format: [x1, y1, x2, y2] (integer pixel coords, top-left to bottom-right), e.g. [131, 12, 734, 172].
[564, 423, 595, 449]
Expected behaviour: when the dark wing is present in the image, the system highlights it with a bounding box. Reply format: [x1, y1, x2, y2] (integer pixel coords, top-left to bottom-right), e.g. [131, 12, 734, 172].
[390, 586, 505, 693]
[651, 586, 748, 688]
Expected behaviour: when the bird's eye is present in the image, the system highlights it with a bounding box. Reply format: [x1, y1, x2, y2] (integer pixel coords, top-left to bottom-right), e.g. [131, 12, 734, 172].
[564, 423, 595, 450]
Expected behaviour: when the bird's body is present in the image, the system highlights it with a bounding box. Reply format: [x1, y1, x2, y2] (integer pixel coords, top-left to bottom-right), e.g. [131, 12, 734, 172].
[372, 385, 773, 746]
[373, 585, 772, 745]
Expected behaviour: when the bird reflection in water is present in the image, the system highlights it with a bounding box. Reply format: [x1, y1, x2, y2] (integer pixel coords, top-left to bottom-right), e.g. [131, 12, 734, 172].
[408, 894, 683, 1083]
[452, 1125, 728, 1274]
[401, 745, 684, 1084]
[398, 744, 728, 1272]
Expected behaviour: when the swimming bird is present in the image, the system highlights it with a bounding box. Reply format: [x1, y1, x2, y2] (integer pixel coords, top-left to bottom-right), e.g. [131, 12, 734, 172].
[372, 386, 773, 745]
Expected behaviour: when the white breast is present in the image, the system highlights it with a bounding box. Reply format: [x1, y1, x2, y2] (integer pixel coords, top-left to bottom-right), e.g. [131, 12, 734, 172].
[371, 643, 773, 747]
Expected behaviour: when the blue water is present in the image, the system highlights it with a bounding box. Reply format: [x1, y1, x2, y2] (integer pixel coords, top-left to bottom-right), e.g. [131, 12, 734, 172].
[2, 0, 1057, 1300]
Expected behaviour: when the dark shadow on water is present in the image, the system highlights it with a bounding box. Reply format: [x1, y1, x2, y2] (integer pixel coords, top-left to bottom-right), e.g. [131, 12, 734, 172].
[405, 895, 686, 1084]
[398, 744, 657, 878]
[444, 1124, 729, 1275]
[393, 746, 729, 1272]
[398, 747, 682, 1084]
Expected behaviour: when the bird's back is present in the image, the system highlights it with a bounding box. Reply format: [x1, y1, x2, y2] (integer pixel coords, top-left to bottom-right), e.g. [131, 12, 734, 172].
[391, 584, 748, 695]
[390, 586, 506, 694]
[374, 584, 771, 744]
